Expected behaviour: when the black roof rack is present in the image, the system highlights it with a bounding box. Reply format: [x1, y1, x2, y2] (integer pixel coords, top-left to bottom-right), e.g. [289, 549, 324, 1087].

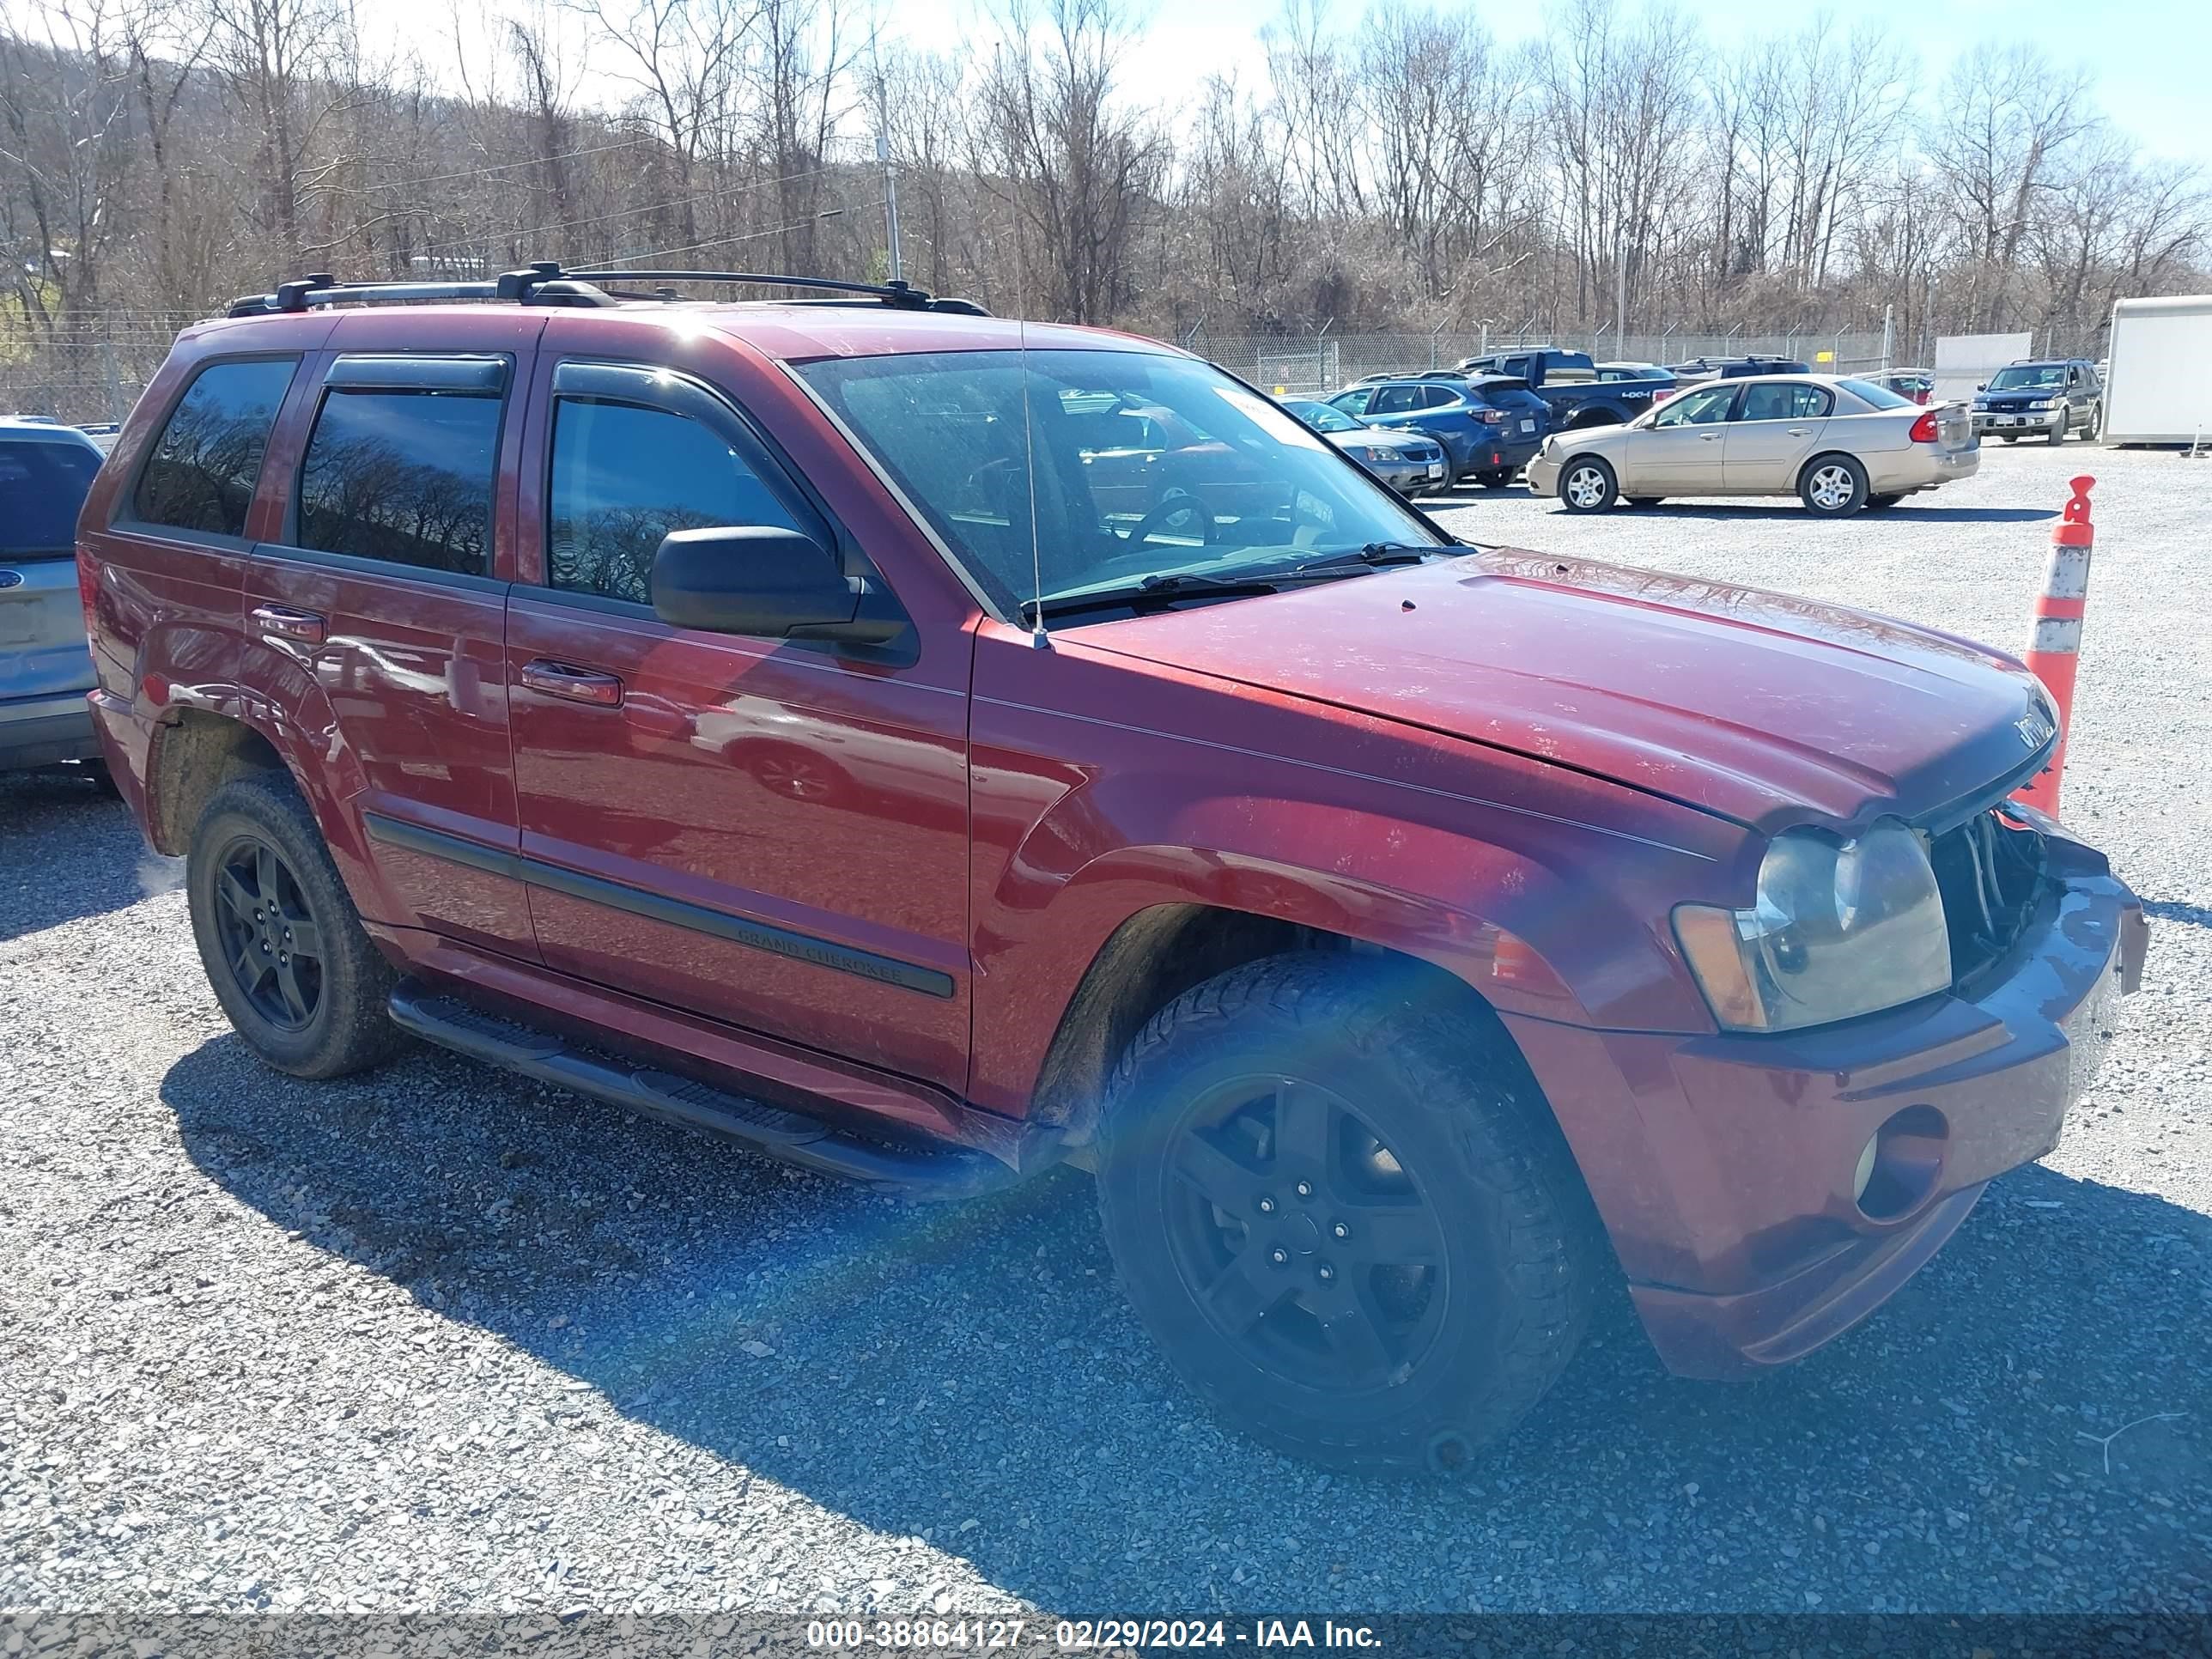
[227, 262, 989, 319]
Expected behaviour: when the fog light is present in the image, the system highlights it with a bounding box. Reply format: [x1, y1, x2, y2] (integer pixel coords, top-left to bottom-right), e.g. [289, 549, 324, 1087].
[1853, 1134, 1880, 1204]
[1856, 1106, 1949, 1220]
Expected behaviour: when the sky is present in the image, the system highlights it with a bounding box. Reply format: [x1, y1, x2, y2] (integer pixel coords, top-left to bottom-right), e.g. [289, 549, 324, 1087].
[392, 0, 2212, 167]
[1109, 0, 2209, 164]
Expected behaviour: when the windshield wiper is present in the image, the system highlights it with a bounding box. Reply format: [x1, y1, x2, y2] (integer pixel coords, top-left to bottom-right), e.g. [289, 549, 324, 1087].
[1023, 570, 1283, 623]
[1285, 541, 1443, 577]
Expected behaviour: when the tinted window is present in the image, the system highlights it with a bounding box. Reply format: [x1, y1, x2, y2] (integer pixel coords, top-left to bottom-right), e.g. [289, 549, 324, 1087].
[0, 439, 104, 556]
[548, 398, 801, 605]
[1420, 385, 1462, 410]
[1370, 385, 1422, 414]
[132, 358, 296, 537]
[1737, 383, 1833, 421]
[1835, 378, 1914, 410]
[1330, 388, 1373, 416]
[296, 388, 501, 574]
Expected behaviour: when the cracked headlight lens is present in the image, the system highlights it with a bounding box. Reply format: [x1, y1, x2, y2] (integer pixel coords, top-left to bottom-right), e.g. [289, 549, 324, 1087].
[1673, 819, 1952, 1032]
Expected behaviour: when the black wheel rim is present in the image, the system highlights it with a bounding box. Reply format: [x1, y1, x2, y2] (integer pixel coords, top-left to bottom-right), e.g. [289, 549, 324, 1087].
[1160, 1074, 1450, 1393]
[210, 834, 325, 1031]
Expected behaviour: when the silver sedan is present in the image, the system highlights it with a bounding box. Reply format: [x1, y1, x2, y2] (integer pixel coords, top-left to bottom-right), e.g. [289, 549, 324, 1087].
[1524, 374, 1979, 515]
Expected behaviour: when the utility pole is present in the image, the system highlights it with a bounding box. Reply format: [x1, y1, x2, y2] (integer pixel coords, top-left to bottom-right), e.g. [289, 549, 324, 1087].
[1881, 303, 1895, 374]
[877, 131, 902, 284]
[99, 343, 126, 426]
[1614, 232, 1629, 352]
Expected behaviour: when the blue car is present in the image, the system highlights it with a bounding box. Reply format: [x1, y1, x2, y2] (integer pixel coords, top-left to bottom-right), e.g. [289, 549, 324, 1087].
[0, 417, 108, 781]
[1327, 375, 1541, 489]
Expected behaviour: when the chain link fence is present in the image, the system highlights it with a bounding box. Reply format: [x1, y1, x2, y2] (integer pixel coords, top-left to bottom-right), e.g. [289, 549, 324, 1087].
[1189, 329, 1897, 397]
[2, 314, 2088, 425]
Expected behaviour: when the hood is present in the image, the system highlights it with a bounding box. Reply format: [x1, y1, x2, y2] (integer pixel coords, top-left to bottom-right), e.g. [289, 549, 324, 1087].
[1334, 427, 1432, 454]
[1076, 548, 2055, 833]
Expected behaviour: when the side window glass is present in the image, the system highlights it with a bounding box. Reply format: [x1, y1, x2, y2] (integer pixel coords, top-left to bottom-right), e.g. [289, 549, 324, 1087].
[1334, 389, 1372, 416]
[1654, 386, 1735, 427]
[1799, 385, 1833, 418]
[1370, 386, 1418, 414]
[1738, 385, 1786, 422]
[547, 398, 802, 605]
[133, 358, 298, 537]
[296, 387, 501, 575]
[1422, 386, 1459, 410]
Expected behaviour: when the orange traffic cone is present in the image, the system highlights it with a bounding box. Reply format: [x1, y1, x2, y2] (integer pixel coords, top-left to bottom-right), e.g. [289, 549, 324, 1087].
[2012, 475, 2095, 817]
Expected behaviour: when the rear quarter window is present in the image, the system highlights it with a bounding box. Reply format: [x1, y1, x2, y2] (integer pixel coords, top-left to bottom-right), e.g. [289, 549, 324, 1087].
[132, 357, 299, 538]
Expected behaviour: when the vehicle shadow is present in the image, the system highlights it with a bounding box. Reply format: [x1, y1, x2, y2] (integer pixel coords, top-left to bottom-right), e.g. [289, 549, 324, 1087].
[0, 770, 171, 940]
[1557, 503, 2058, 524]
[165, 1034, 2211, 1614]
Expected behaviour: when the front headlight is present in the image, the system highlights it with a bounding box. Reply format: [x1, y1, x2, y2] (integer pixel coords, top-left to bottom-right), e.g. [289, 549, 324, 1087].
[1347, 444, 1389, 463]
[2029, 398, 2057, 410]
[1672, 820, 1951, 1032]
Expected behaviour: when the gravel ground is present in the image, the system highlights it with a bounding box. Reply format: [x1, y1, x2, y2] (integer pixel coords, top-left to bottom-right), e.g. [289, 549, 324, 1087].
[3, 441, 2208, 1621]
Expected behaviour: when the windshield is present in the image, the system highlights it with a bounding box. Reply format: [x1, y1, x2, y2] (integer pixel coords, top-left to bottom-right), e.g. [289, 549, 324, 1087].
[1832, 377, 1913, 410]
[797, 349, 1447, 616]
[0, 438, 102, 556]
[1989, 365, 2067, 391]
[1285, 399, 1362, 434]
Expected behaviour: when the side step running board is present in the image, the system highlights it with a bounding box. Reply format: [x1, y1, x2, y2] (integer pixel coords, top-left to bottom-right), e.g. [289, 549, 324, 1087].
[386, 980, 1029, 1200]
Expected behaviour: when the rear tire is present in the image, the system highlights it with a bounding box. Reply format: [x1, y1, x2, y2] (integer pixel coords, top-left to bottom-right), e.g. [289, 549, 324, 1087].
[1799, 453, 1869, 515]
[1094, 952, 1595, 1475]
[186, 771, 406, 1079]
[1558, 457, 1618, 513]
[1477, 470, 1514, 489]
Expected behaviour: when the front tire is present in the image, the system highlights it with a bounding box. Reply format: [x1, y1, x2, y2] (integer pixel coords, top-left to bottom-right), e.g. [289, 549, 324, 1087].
[1799, 453, 1869, 515]
[187, 771, 405, 1079]
[1558, 456, 1618, 513]
[1094, 952, 1595, 1474]
[2045, 417, 2068, 446]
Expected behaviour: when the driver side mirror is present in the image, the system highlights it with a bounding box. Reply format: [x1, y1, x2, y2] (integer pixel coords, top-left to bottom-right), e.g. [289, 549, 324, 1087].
[652, 526, 904, 646]
[1976, 382, 1987, 392]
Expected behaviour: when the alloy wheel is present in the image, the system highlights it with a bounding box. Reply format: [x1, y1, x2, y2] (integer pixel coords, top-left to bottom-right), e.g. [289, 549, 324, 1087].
[1160, 1074, 1450, 1392]
[209, 833, 325, 1030]
[1564, 465, 1608, 509]
[1808, 465, 1856, 511]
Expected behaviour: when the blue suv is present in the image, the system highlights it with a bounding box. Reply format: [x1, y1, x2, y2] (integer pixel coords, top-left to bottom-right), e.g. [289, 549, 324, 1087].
[1328, 375, 1542, 489]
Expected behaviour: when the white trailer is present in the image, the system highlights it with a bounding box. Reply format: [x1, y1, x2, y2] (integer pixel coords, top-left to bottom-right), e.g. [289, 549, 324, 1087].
[2102, 294, 2212, 445]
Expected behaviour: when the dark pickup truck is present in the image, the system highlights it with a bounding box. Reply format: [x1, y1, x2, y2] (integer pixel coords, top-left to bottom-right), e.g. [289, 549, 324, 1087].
[1455, 346, 1674, 431]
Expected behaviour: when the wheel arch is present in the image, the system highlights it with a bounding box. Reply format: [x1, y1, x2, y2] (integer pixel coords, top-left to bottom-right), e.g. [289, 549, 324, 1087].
[1028, 899, 1563, 1155]
[143, 707, 289, 857]
[1796, 447, 1869, 491]
[1564, 403, 1630, 429]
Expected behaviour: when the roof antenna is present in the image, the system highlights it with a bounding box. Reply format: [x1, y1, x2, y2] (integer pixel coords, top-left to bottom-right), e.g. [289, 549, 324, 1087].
[1019, 318, 1051, 651]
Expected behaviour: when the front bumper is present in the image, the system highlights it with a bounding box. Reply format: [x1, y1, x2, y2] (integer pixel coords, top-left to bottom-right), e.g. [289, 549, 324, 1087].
[1502, 830, 2146, 1378]
[1359, 453, 1449, 495]
[1974, 409, 2062, 434]
[1523, 449, 1562, 495]
[0, 692, 100, 770]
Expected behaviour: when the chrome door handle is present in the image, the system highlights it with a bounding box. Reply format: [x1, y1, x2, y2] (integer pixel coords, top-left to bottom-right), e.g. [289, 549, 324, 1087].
[521, 659, 624, 708]
[1786, 428, 1808, 435]
[252, 604, 326, 646]
[1698, 432, 1722, 441]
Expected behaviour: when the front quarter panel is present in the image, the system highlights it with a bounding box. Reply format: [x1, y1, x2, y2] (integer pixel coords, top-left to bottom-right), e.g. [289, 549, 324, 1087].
[965, 620, 1747, 1118]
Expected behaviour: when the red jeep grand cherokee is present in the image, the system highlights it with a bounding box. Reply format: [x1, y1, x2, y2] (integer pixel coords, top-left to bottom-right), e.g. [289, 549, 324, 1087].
[79, 268, 2147, 1474]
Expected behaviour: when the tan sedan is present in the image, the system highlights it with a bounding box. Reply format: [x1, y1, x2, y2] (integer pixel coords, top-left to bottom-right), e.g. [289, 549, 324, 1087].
[1524, 374, 1978, 515]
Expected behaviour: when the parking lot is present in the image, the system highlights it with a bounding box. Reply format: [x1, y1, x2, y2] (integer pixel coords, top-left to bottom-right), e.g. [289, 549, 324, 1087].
[3, 441, 2207, 1620]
